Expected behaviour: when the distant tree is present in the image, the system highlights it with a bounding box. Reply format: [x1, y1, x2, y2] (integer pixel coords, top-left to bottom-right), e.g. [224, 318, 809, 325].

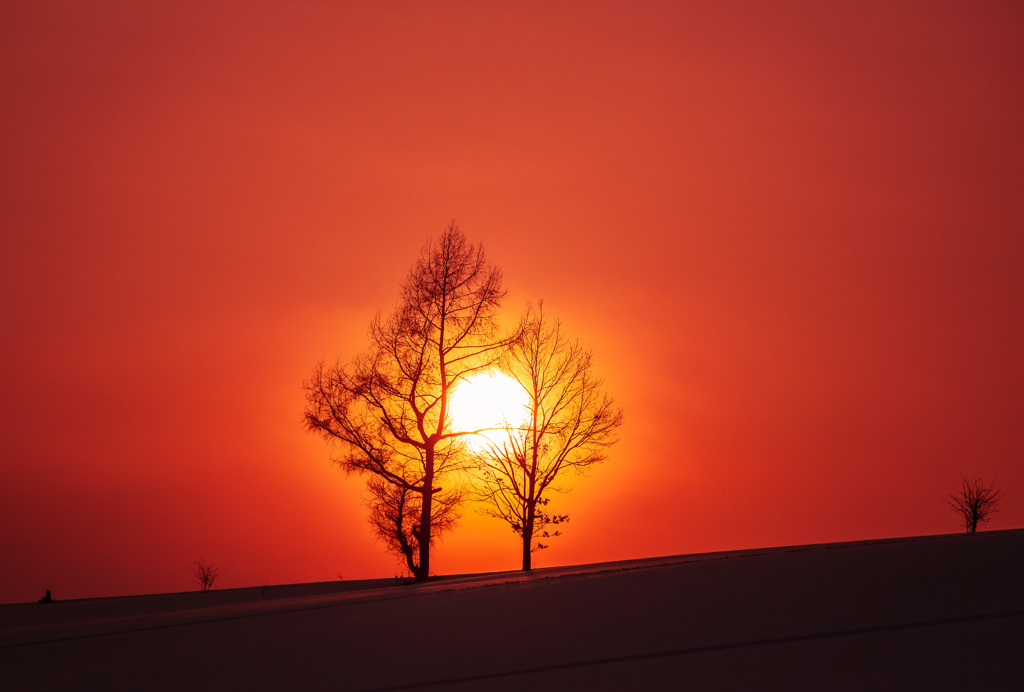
[944, 475, 1004, 533]
[475, 304, 624, 570]
[304, 224, 521, 581]
[192, 558, 220, 591]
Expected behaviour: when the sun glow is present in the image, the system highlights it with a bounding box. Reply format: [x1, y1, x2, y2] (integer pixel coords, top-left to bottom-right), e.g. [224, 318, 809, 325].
[448, 370, 530, 451]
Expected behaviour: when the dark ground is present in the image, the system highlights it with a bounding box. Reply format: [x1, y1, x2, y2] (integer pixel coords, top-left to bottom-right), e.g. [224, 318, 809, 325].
[3, 529, 1023, 690]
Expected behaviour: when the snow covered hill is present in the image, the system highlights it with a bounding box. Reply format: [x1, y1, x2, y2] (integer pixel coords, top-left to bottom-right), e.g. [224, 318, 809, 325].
[3, 529, 1023, 690]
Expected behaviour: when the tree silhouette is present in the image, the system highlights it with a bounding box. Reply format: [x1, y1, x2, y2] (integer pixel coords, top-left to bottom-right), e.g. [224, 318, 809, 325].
[474, 304, 623, 570]
[944, 475, 1003, 533]
[304, 224, 520, 580]
[192, 558, 220, 591]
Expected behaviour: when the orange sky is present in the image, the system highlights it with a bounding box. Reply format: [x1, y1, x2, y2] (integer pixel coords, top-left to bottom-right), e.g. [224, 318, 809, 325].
[3, 1, 1023, 603]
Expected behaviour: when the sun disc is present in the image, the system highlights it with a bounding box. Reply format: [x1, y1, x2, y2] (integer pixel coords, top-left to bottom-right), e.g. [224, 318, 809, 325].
[448, 370, 529, 450]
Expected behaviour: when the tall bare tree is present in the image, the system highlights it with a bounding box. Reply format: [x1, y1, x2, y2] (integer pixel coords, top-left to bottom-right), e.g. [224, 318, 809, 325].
[475, 304, 623, 570]
[304, 224, 519, 580]
[944, 475, 1003, 533]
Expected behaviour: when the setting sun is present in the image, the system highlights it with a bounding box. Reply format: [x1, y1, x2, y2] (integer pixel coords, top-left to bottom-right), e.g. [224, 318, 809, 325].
[448, 370, 530, 450]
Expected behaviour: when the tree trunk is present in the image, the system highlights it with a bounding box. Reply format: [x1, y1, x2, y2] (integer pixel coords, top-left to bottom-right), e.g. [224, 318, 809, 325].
[522, 500, 535, 571]
[522, 435, 539, 571]
[415, 449, 434, 581]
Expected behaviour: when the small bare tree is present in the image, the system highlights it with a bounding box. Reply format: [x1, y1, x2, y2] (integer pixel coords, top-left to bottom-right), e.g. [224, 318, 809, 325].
[475, 304, 624, 570]
[944, 475, 1003, 533]
[192, 557, 220, 591]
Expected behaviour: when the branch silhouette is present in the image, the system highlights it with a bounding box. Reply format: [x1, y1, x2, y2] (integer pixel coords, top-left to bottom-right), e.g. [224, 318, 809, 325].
[192, 558, 220, 592]
[944, 474, 1003, 533]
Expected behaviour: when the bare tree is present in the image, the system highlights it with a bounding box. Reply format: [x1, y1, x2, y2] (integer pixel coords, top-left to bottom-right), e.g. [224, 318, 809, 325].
[944, 475, 1003, 533]
[304, 223, 521, 581]
[475, 304, 624, 570]
[192, 557, 220, 592]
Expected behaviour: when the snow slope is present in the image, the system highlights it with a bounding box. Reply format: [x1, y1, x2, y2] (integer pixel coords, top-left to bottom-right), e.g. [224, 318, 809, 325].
[3, 530, 1023, 690]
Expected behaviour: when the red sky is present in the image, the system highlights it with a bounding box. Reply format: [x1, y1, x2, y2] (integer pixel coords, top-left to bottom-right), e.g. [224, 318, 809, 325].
[3, 1, 1023, 603]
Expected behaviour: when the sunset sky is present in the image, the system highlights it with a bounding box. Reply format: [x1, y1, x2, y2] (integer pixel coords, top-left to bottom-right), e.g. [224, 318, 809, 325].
[3, 1, 1023, 603]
